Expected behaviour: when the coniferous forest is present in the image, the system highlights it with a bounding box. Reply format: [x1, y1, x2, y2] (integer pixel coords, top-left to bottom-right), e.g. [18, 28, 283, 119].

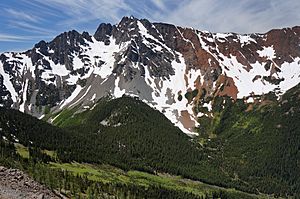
[1, 84, 300, 198]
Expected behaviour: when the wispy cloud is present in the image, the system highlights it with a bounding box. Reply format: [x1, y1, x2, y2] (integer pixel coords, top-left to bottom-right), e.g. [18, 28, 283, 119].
[5, 8, 41, 23]
[28, 0, 133, 25]
[0, 33, 35, 42]
[8, 21, 56, 35]
[1, 0, 300, 53]
[162, 0, 300, 33]
[151, 0, 166, 11]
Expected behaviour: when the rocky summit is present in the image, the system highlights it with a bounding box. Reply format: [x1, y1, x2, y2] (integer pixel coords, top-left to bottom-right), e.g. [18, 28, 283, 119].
[1, 16, 300, 135]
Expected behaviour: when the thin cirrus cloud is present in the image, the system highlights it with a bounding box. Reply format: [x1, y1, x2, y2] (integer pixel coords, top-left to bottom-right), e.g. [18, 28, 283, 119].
[0, 0, 300, 52]
[0, 33, 49, 41]
[8, 21, 56, 35]
[27, 0, 133, 25]
[162, 0, 300, 33]
[12, 0, 300, 33]
[151, 0, 167, 11]
[0, 34, 31, 42]
[5, 8, 41, 23]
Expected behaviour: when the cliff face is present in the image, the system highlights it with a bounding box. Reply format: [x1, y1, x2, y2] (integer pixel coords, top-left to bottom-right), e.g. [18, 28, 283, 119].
[1, 16, 300, 135]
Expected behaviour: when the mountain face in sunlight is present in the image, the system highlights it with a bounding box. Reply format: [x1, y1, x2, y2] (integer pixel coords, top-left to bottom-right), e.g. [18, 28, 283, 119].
[1, 16, 300, 135]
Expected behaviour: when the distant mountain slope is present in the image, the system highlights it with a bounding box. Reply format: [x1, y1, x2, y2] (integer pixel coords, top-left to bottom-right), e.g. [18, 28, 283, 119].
[1, 16, 300, 134]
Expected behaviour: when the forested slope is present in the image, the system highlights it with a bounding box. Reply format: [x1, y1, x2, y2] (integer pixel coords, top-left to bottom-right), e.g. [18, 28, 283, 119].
[198, 84, 300, 196]
[1, 87, 300, 197]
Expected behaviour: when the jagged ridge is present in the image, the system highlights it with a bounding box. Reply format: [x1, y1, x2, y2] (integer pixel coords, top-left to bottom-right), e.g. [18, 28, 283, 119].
[1, 16, 300, 135]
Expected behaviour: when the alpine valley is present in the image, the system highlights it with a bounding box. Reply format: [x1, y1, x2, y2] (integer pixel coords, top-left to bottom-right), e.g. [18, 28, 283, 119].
[1, 16, 300, 198]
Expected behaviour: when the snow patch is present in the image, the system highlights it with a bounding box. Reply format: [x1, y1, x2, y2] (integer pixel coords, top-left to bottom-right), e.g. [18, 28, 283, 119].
[278, 58, 300, 93]
[100, 119, 109, 126]
[66, 74, 80, 85]
[60, 85, 83, 109]
[238, 35, 256, 47]
[219, 54, 300, 98]
[0, 62, 18, 103]
[70, 85, 92, 107]
[88, 37, 129, 79]
[257, 46, 276, 59]
[91, 93, 96, 101]
[19, 79, 29, 112]
[72, 56, 84, 70]
[137, 21, 173, 54]
[114, 77, 125, 98]
[220, 54, 275, 97]
[143, 52, 199, 135]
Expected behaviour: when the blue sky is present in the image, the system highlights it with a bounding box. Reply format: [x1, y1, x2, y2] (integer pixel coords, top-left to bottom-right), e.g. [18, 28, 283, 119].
[1, 0, 300, 53]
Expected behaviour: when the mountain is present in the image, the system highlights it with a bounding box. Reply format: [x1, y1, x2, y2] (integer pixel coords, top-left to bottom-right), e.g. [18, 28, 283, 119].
[1, 16, 300, 135]
[1, 16, 300, 196]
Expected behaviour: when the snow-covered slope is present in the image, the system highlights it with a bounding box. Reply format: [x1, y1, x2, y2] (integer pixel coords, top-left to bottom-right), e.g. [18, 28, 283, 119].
[1, 16, 300, 135]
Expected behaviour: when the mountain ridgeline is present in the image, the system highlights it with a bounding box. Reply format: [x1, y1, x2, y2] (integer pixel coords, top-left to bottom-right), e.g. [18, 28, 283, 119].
[1, 16, 300, 135]
[0, 16, 300, 198]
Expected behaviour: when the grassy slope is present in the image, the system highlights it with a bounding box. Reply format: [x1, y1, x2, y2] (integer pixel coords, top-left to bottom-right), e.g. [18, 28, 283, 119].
[49, 162, 268, 199]
[14, 143, 29, 159]
[12, 143, 263, 199]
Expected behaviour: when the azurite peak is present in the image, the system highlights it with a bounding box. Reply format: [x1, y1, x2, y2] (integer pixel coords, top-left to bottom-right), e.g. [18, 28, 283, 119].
[1, 17, 300, 135]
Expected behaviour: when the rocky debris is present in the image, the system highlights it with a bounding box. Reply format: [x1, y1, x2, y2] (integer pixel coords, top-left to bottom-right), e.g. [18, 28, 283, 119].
[0, 166, 67, 199]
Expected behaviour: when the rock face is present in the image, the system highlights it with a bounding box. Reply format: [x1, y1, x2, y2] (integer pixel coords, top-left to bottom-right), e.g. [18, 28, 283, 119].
[1, 16, 300, 135]
[0, 166, 64, 199]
